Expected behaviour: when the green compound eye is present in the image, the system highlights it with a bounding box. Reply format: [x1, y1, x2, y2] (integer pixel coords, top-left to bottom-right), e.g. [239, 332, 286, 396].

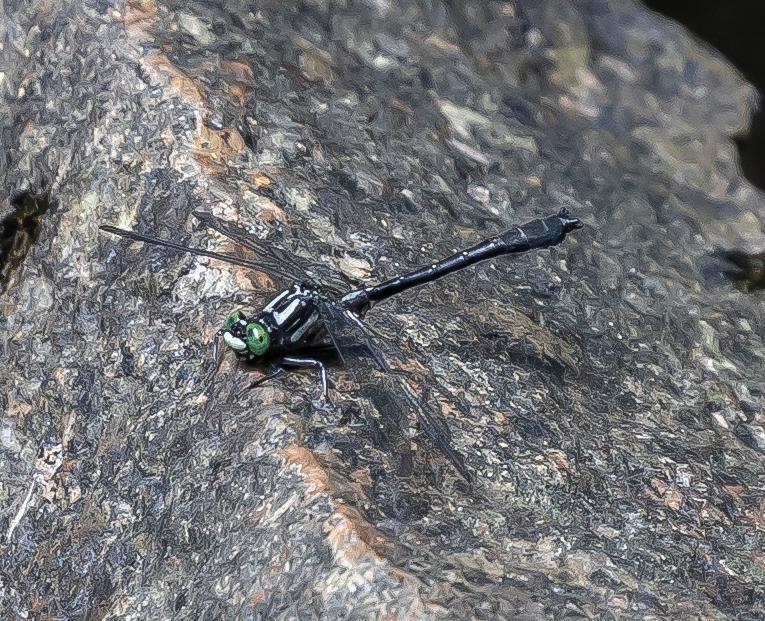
[224, 310, 244, 331]
[245, 322, 270, 355]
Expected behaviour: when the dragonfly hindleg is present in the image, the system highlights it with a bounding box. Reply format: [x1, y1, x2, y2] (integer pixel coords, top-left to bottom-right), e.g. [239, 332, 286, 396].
[281, 356, 329, 399]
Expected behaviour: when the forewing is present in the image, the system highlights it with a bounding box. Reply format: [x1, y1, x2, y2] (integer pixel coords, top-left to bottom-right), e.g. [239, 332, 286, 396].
[100, 225, 294, 282]
[193, 211, 353, 292]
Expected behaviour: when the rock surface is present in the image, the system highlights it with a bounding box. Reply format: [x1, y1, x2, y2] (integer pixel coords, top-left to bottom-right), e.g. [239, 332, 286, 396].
[1, 0, 764, 618]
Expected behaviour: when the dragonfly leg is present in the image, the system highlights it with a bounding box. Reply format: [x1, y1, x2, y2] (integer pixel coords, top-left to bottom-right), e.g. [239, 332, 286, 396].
[246, 365, 286, 391]
[343, 310, 389, 371]
[203, 330, 227, 397]
[281, 356, 329, 400]
[211, 329, 225, 367]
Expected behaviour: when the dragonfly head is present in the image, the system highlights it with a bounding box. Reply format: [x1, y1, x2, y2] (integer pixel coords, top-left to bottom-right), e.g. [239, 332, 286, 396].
[221, 310, 271, 357]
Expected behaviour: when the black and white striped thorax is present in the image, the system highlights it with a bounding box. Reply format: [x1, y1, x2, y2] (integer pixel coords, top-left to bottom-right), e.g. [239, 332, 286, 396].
[255, 283, 326, 354]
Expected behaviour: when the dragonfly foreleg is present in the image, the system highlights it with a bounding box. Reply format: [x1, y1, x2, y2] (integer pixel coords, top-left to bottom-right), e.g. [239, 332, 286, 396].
[246, 365, 286, 391]
[281, 356, 329, 400]
[211, 329, 225, 367]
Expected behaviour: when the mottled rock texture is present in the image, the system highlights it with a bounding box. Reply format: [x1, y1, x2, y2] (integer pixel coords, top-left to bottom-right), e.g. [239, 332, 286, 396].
[1, 0, 764, 619]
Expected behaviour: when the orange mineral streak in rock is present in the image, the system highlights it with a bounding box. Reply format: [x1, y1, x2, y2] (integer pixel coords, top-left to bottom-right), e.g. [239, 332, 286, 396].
[245, 171, 273, 189]
[742, 499, 765, 527]
[219, 59, 255, 83]
[122, 0, 158, 39]
[145, 52, 207, 106]
[253, 271, 276, 289]
[256, 197, 286, 224]
[132, 43, 272, 184]
[50, 368, 68, 384]
[324, 508, 382, 567]
[193, 124, 247, 170]
[281, 446, 393, 563]
[142, 53, 253, 174]
[198, 58, 254, 86]
[228, 264, 273, 291]
[723, 483, 746, 498]
[394, 356, 429, 377]
[36, 0, 56, 17]
[278, 445, 442, 614]
[156, 58, 253, 168]
[331, 504, 394, 560]
[227, 83, 246, 105]
[201, 323, 221, 342]
[60, 458, 78, 474]
[545, 448, 574, 474]
[248, 590, 268, 606]
[389, 96, 414, 115]
[309, 452, 375, 504]
[201, 58, 255, 105]
[755, 552, 765, 571]
[281, 445, 330, 494]
[424, 34, 462, 55]
[350, 466, 373, 489]
[6, 398, 32, 419]
[649, 478, 683, 511]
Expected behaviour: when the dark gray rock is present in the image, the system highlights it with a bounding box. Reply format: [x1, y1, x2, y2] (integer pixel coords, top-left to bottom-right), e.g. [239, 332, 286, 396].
[1, 0, 764, 619]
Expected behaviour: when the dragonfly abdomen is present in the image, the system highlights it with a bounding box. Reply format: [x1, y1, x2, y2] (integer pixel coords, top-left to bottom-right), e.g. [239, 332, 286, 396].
[343, 209, 581, 309]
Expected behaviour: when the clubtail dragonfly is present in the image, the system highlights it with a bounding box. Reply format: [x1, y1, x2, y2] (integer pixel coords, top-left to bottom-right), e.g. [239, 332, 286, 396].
[101, 208, 581, 480]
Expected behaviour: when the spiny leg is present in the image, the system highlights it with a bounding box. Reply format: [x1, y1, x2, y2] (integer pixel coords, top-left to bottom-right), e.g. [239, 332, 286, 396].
[241, 357, 329, 400]
[317, 298, 387, 371]
[245, 365, 286, 392]
[343, 309, 389, 371]
[211, 329, 225, 367]
[281, 356, 329, 400]
[204, 330, 226, 396]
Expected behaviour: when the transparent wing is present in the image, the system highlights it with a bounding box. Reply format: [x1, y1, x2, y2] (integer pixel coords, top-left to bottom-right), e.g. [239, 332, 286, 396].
[315, 301, 472, 481]
[387, 375, 472, 482]
[193, 211, 354, 292]
[100, 225, 296, 281]
[192, 211, 304, 274]
[354, 371, 472, 482]
[316, 297, 389, 371]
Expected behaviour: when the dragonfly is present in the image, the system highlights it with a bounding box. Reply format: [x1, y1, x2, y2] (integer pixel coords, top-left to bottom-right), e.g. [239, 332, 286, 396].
[100, 208, 582, 480]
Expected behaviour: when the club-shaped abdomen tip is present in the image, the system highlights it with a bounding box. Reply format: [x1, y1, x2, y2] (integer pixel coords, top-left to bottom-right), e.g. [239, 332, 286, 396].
[558, 209, 583, 232]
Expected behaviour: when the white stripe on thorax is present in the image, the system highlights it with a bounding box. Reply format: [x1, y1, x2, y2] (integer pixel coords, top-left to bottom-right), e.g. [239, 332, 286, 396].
[290, 312, 319, 343]
[272, 297, 301, 326]
[262, 288, 291, 312]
